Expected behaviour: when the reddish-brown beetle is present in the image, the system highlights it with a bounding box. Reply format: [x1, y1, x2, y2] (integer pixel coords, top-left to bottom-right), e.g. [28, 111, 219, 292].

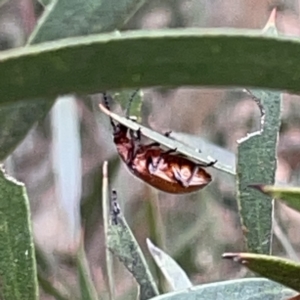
[100, 92, 216, 194]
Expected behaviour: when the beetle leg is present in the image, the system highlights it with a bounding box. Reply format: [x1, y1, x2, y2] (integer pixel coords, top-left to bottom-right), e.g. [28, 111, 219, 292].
[102, 93, 117, 131]
[128, 128, 155, 166]
[172, 165, 200, 188]
[172, 167, 190, 187]
[128, 128, 142, 144]
[206, 159, 217, 167]
[136, 128, 141, 141]
[162, 148, 177, 155]
[147, 156, 156, 174]
[127, 130, 144, 165]
[148, 147, 177, 172]
[124, 128, 139, 166]
[126, 145, 135, 166]
[173, 160, 217, 187]
[146, 154, 167, 174]
[187, 165, 200, 185]
[198, 159, 218, 168]
[144, 142, 160, 148]
[129, 128, 137, 141]
[164, 130, 172, 137]
[151, 148, 176, 170]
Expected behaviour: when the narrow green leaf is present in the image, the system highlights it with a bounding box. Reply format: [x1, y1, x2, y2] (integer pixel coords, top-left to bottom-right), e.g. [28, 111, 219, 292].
[146, 238, 192, 291]
[76, 239, 99, 300]
[236, 12, 281, 254]
[223, 252, 300, 293]
[150, 278, 296, 300]
[36, 245, 60, 299]
[102, 161, 115, 300]
[29, 0, 147, 44]
[237, 90, 281, 254]
[144, 191, 166, 293]
[106, 193, 159, 299]
[0, 167, 38, 299]
[38, 273, 69, 300]
[36, 245, 78, 299]
[0, 100, 53, 160]
[2, 30, 300, 103]
[168, 131, 236, 174]
[250, 185, 300, 214]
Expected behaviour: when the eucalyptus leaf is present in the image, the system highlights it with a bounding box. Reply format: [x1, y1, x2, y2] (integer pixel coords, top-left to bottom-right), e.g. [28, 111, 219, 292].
[105, 190, 159, 300]
[76, 240, 100, 300]
[102, 161, 115, 300]
[2, 30, 300, 104]
[147, 238, 192, 291]
[150, 278, 296, 300]
[29, 0, 147, 44]
[223, 252, 300, 293]
[236, 11, 281, 254]
[0, 167, 38, 299]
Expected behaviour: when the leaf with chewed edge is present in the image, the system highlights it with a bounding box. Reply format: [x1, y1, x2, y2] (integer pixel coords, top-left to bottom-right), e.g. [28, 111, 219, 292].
[236, 8, 281, 255]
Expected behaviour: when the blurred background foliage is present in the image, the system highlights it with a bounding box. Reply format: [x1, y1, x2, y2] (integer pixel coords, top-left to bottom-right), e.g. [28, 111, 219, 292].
[2, 0, 300, 299]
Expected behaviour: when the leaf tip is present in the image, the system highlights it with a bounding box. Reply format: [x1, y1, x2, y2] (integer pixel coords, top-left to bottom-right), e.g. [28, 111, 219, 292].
[248, 184, 265, 192]
[222, 253, 248, 265]
[263, 7, 277, 31]
[99, 102, 111, 116]
[222, 252, 237, 259]
[103, 161, 108, 178]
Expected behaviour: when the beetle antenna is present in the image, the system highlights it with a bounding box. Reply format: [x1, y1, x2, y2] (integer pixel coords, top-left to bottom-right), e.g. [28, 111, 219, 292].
[125, 89, 139, 119]
[102, 92, 117, 130]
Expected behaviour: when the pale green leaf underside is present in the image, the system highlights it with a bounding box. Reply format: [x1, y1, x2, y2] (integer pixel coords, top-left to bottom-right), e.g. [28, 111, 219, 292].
[150, 278, 296, 300]
[147, 238, 192, 291]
